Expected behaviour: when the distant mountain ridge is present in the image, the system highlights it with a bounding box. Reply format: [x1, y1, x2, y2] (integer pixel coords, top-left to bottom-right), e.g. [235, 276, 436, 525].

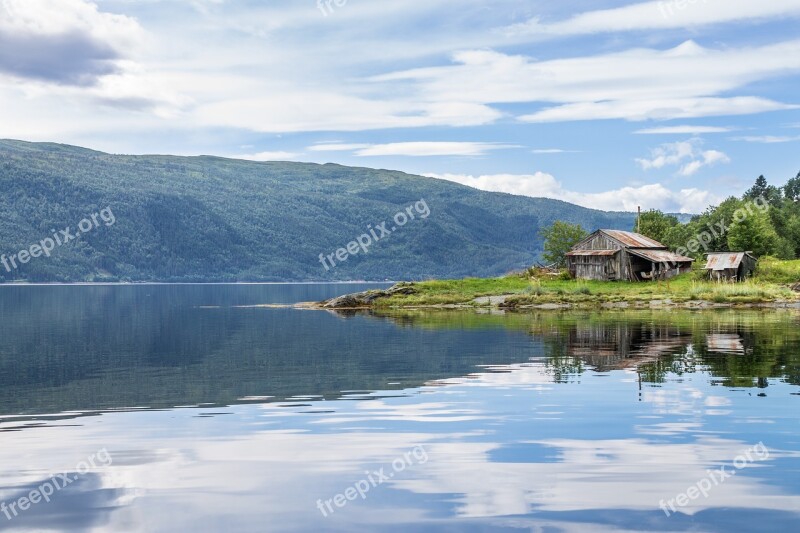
[0, 139, 638, 282]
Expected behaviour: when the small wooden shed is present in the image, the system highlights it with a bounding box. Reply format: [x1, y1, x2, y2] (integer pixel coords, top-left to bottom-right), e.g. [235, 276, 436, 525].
[704, 252, 757, 282]
[566, 229, 694, 281]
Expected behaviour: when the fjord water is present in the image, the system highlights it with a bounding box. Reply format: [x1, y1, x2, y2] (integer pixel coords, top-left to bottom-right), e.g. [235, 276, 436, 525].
[0, 285, 799, 532]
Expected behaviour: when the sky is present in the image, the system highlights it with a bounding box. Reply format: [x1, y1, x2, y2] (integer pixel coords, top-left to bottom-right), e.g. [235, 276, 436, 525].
[1, 0, 800, 213]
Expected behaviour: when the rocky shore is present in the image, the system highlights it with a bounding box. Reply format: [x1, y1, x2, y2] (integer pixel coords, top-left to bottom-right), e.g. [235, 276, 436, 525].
[319, 282, 417, 309]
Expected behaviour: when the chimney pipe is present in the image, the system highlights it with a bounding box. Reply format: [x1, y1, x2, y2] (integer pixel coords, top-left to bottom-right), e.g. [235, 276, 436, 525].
[637, 206, 641, 233]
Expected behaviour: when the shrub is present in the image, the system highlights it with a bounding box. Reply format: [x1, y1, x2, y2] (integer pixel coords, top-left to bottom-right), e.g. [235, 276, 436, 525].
[523, 285, 547, 296]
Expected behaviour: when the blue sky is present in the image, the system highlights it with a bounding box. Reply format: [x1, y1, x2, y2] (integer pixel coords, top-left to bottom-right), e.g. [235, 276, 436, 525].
[1, 0, 800, 212]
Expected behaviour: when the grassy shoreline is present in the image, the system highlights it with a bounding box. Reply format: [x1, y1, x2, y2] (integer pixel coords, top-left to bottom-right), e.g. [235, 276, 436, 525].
[331, 258, 800, 310]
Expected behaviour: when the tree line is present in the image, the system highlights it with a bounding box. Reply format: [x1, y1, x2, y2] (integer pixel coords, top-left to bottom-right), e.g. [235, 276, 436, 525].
[541, 171, 800, 266]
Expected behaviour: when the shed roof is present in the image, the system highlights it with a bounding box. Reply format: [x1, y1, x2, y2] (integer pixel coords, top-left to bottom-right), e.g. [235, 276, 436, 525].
[598, 230, 666, 249]
[706, 333, 745, 354]
[628, 248, 694, 264]
[566, 250, 618, 257]
[704, 252, 757, 271]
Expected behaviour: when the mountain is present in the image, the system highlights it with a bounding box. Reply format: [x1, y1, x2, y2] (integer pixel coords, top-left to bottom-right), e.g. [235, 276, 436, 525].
[0, 139, 636, 282]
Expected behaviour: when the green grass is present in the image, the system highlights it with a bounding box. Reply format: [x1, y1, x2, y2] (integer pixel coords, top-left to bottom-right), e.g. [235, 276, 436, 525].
[375, 276, 532, 306]
[374, 260, 800, 308]
[752, 257, 800, 284]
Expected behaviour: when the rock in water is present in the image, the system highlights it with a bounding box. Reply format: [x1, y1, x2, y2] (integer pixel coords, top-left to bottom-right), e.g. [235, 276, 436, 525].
[322, 283, 416, 309]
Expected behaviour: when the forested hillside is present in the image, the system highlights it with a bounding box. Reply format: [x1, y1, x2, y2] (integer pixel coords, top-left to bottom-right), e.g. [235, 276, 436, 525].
[0, 140, 636, 282]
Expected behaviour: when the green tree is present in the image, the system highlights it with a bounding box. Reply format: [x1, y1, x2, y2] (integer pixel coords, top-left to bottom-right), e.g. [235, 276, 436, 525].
[745, 175, 782, 206]
[727, 208, 778, 257]
[784, 171, 800, 202]
[635, 209, 679, 243]
[663, 220, 704, 258]
[745, 175, 769, 200]
[785, 215, 800, 257]
[774, 238, 796, 260]
[540, 221, 588, 267]
[678, 197, 742, 255]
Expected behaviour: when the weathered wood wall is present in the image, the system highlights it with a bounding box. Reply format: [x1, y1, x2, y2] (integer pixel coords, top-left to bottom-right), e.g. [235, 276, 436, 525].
[573, 257, 615, 281]
[570, 233, 626, 281]
[573, 234, 623, 252]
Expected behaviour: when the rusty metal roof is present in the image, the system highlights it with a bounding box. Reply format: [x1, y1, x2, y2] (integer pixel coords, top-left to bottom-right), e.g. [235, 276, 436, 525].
[628, 248, 695, 263]
[704, 252, 755, 270]
[566, 250, 618, 257]
[599, 230, 666, 249]
[706, 333, 745, 354]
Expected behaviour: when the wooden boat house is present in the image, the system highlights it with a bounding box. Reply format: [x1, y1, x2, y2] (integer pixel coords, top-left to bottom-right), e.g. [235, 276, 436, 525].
[703, 252, 757, 282]
[566, 230, 694, 281]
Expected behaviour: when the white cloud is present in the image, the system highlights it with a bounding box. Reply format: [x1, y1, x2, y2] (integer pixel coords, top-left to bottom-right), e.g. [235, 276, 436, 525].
[307, 143, 370, 152]
[232, 151, 300, 161]
[351, 142, 518, 157]
[380, 40, 800, 124]
[705, 396, 733, 407]
[238, 142, 523, 161]
[506, 0, 800, 37]
[532, 149, 579, 154]
[521, 97, 794, 123]
[731, 135, 800, 143]
[678, 149, 730, 176]
[635, 125, 735, 134]
[424, 172, 721, 213]
[196, 94, 502, 133]
[0, 0, 145, 89]
[0, 0, 187, 114]
[3, 1, 799, 147]
[0, 0, 144, 66]
[636, 139, 730, 176]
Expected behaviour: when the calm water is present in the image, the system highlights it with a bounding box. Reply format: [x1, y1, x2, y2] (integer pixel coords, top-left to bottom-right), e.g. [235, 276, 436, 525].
[0, 285, 799, 532]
